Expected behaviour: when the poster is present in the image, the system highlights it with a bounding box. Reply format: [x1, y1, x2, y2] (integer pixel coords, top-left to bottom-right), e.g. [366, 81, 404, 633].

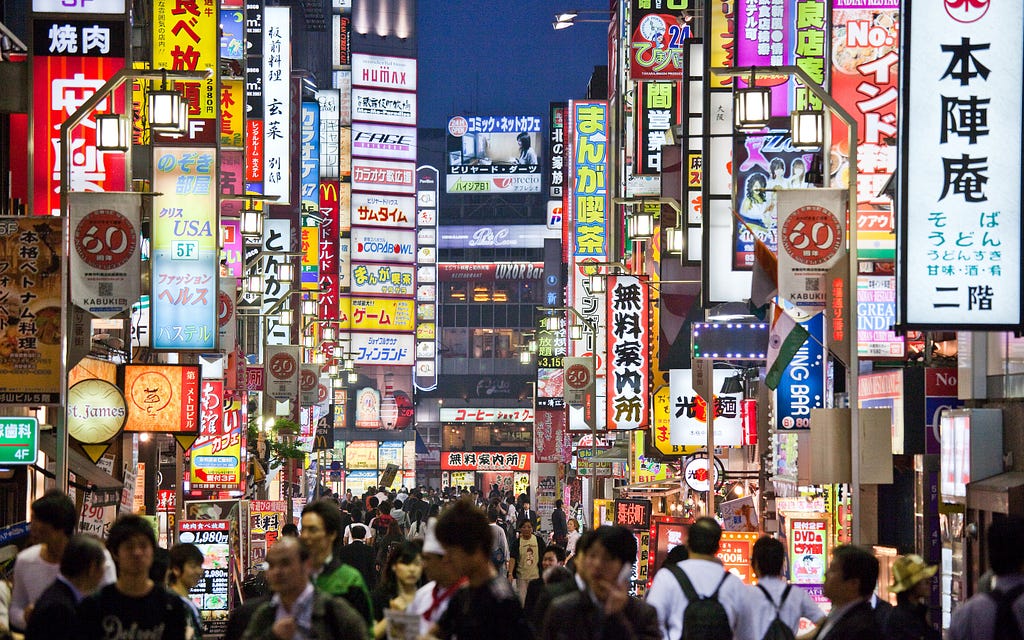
[788, 518, 828, 584]
[179, 520, 231, 635]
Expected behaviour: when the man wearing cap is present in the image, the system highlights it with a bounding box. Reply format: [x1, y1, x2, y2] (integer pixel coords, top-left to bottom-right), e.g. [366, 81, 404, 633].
[409, 518, 466, 636]
[881, 554, 939, 640]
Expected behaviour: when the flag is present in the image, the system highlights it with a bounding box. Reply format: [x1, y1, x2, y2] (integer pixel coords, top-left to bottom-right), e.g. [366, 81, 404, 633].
[765, 305, 809, 390]
[750, 236, 778, 314]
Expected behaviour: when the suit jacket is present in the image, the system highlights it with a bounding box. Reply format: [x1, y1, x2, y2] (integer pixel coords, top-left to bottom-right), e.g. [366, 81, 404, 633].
[816, 600, 880, 640]
[531, 578, 581, 632]
[24, 578, 77, 640]
[541, 589, 661, 640]
[223, 595, 269, 640]
[337, 540, 378, 591]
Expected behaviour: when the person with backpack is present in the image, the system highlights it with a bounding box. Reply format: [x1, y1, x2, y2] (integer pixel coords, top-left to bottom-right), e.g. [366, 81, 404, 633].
[747, 536, 825, 640]
[487, 506, 511, 580]
[948, 515, 1024, 640]
[881, 554, 939, 640]
[645, 517, 756, 640]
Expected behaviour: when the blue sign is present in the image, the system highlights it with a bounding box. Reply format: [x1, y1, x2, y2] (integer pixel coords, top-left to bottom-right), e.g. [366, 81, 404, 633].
[776, 314, 825, 430]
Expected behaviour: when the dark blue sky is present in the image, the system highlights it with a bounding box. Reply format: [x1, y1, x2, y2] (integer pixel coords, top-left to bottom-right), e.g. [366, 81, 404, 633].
[417, 1, 611, 130]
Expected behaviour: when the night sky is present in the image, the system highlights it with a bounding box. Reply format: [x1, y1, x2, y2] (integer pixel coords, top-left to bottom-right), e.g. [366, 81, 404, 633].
[417, 0, 611, 130]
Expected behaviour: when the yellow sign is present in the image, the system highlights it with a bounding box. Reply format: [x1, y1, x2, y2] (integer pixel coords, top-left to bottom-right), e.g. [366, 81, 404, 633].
[220, 79, 244, 148]
[342, 297, 415, 332]
[631, 431, 670, 484]
[710, 0, 735, 89]
[653, 385, 700, 456]
[152, 0, 218, 120]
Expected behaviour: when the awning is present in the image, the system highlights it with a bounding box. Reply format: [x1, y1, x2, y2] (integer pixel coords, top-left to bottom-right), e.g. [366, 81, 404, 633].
[36, 433, 122, 507]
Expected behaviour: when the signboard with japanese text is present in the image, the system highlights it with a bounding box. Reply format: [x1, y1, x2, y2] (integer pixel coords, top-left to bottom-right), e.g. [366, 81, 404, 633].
[441, 451, 531, 472]
[606, 276, 650, 430]
[445, 115, 542, 194]
[152, 0, 218, 123]
[244, 0, 263, 185]
[351, 122, 417, 162]
[264, 345, 300, 401]
[350, 332, 414, 366]
[150, 147, 218, 350]
[614, 498, 652, 530]
[262, 6, 291, 202]
[776, 313, 825, 430]
[550, 102, 567, 198]
[788, 518, 829, 584]
[776, 188, 847, 316]
[352, 87, 416, 125]
[178, 520, 230, 636]
[351, 158, 416, 194]
[636, 82, 680, 175]
[220, 80, 244, 148]
[68, 192, 141, 318]
[440, 408, 535, 424]
[318, 180, 340, 354]
[344, 297, 414, 333]
[0, 418, 38, 465]
[244, 500, 286, 578]
[33, 0, 124, 12]
[0, 218, 62, 404]
[189, 386, 244, 492]
[350, 263, 415, 297]
[252, 218, 294, 346]
[123, 364, 200, 433]
[718, 532, 760, 582]
[345, 440, 378, 469]
[352, 54, 417, 91]
[415, 166, 440, 392]
[31, 37, 126, 217]
[831, 0, 899, 258]
[669, 369, 744, 446]
[900, 0, 1023, 328]
[300, 100, 321, 223]
[318, 90, 341, 178]
[629, 0, 692, 81]
[534, 409, 571, 463]
[350, 227, 416, 264]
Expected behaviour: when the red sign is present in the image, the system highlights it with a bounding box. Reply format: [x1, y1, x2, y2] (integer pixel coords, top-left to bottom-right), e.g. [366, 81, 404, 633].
[246, 366, 264, 392]
[606, 275, 650, 430]
[718, 532, 760, 583]
[441, 451, 531, 471]
[534, 409, 571, 463]
[614, 498, 652, 530]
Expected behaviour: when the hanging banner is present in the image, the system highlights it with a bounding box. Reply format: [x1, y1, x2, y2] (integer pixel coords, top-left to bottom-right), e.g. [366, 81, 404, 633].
[69, 193, 141, 318]
[775, 188, 847, 317]
[262, 6, 291, 202]
[900, 0, 1022, 328]
[635, 82, 681, 175]
[606, 276, 650, 430]
[264, 345, 300, 401]
[534, 409, 572, 463]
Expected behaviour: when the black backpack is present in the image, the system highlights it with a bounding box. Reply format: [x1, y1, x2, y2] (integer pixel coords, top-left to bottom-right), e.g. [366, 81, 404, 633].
[664, 564, 733, 640]
[756, 584, 795, 640]
[989, 583, 1024, 640]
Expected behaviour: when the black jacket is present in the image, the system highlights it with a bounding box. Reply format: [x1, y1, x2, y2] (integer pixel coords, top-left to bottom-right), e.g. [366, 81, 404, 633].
[541, 589, 661, 640]
[337, 540, 379, 591]
[25, 578, 77, 640]
[881, 601, 940, 640]
[815, 600, 881, 640]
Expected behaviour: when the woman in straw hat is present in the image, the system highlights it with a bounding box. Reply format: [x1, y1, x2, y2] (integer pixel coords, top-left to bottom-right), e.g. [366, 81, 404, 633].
[881, 554, 940, 640]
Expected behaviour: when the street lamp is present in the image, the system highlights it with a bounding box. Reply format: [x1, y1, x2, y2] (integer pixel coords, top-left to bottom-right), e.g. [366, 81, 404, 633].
[734, 70, 772, 131]
[791, 109, 825, 149]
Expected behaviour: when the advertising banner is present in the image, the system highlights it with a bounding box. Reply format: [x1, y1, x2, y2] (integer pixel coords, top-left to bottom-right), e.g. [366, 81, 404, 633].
[350, 227, 416, 264]
[901, 0, 1022, 328]
[352, 88, 416, 125]
[244, 1, 263, 185]
[857, 274, 903, 358]
[31, 50, 126, 217]
[775, 188, 847, 316]
[0, 217, 61, 403]
[629, 0, 693, 80]
[264, 345, 300, 401]
[352, 54, 417, 91]
[351, 158, 416, 194]
[550, 102, 567, 198]
[244, 500, 287, 579]
[153, 0, 218, 123]
[534, 409, 572, 463]
[789, 518, 829, 584]
[318, 89, 341, 178]
[178, 520, 230, 635]
[350, 333, 414, 366]
[123, 364, 200, 432]
[439, 226, 555, 249]
[831, 0, 899, 257]
[189, 381, 244, 491]
[220, 79, 244, 148]
[441, 451, 531, 472]
[351, 122, 417, 162]
[319, 180, 340, 326]
[606, 276, 650, 430]
[33, 0, 124, 11]
[151, 147, 218, 350]
[445, 115, 541, 194]
[300, 101, 321, 221]
[669, 369, 744, 447]
[350, 263, 415, 296]
[344, 297, 414, 332]
[256, 218, 293, 346]
[775, 313, 825, 430]
[68, 192, 141, 318]
[415, 166, 440, 392]
[635, 82, 680, 175]
[440, 408, 535, 423]
[262, 6, 291, 202]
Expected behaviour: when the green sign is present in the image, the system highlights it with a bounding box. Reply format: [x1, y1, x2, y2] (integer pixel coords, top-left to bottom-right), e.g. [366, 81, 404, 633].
[0, 418, 37, 465]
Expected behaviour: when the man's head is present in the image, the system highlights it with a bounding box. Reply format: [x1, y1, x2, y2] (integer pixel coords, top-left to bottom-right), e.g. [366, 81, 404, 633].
[988, 515, 1024, 577]
[168, 543, 205, 590]
[555, 499, 563, 510]
[60, 534, 107, 594]
[752, 536, 785, 577]
[542, 546, 566, 570]
[687, 517, 722, 556]
[31, 490, 77, 542]
[301, 499, 342, 562]
[350, 524, 367, 541]
[582, 526, 636, 599]
[434, 500, 491, 576]
[107, 514, 157, 578]
[265, 537, 311, 599]
[823, 545, 879, 607]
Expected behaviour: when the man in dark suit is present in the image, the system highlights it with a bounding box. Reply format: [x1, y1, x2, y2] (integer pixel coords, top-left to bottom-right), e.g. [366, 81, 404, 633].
[25, 534, 107, 640]
[815, 545, 882, 640]
[336, 524, 378, 590]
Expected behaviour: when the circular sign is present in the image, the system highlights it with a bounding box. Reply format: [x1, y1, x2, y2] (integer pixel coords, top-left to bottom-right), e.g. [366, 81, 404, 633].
[447, 116, 468, 137]
[682, 456, 726, 493]
[781, 205, 842, 266]
[217, 290, 234, 328]
[269, 352, 297, 381]
[74, 209, 137, 270]
[565, 363, 591, 390]
[944, 0, 989, 23]
[67, 378, 127, 443]
[128, 370, 172, 415]
[318, 383, 329, 404]
[299, 368, 318, 392]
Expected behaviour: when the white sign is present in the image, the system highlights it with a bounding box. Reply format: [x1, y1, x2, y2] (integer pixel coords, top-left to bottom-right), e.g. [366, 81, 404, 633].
[350, 332, 414, 366]
[446, 173, 542, 194]
[69, 192, 141, 318]
[318, 89, 340, 179]
[902, 1, 1022, 327]
[352, 87, 416, 126]
[265, 345, 301, 401]
[351, 158, 416, 194]
[33, 0, 125, 12]
[351, 122, 417, 161]
[669, 369, 743, 447]
[350, 263, 416, 296]
[351, 193, 416, 229]
[776, 188, 847, 316]
[350, 227, 416, 264]
[352, 54, 417, 91]
[263, 6, 291, 202]
[440, 408, 535, 423]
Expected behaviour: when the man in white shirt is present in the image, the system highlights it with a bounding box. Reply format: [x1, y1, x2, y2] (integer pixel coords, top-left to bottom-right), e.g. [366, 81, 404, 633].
[409, 518, 465, 636]
[9, 490, 116, 632]
[747, 536, 825, 639]
[646, 517, 757, 640]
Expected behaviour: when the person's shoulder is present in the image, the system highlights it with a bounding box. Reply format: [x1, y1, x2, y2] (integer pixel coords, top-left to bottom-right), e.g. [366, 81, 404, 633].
[484, 576, 518, 601]
[15, 543, 43, 565]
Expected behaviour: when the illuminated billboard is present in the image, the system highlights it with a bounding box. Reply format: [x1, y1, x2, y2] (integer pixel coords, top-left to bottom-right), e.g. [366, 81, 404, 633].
[351, 158, 416, 194]
[445, 115, 542, 194]
[351, 193, 416, 229]
[352, 87, 416, 125]
[351, 228, 416, 264]
[352, 122, 417, 161]
[352, 54, 417, 91]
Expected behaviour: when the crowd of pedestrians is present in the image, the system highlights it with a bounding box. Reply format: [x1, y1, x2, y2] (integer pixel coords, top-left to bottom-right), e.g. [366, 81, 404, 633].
[2, 486, 1023, 640]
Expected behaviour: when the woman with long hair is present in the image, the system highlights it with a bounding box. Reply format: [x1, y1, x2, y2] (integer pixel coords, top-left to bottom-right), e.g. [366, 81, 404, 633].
[371, 540, 423, 639]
